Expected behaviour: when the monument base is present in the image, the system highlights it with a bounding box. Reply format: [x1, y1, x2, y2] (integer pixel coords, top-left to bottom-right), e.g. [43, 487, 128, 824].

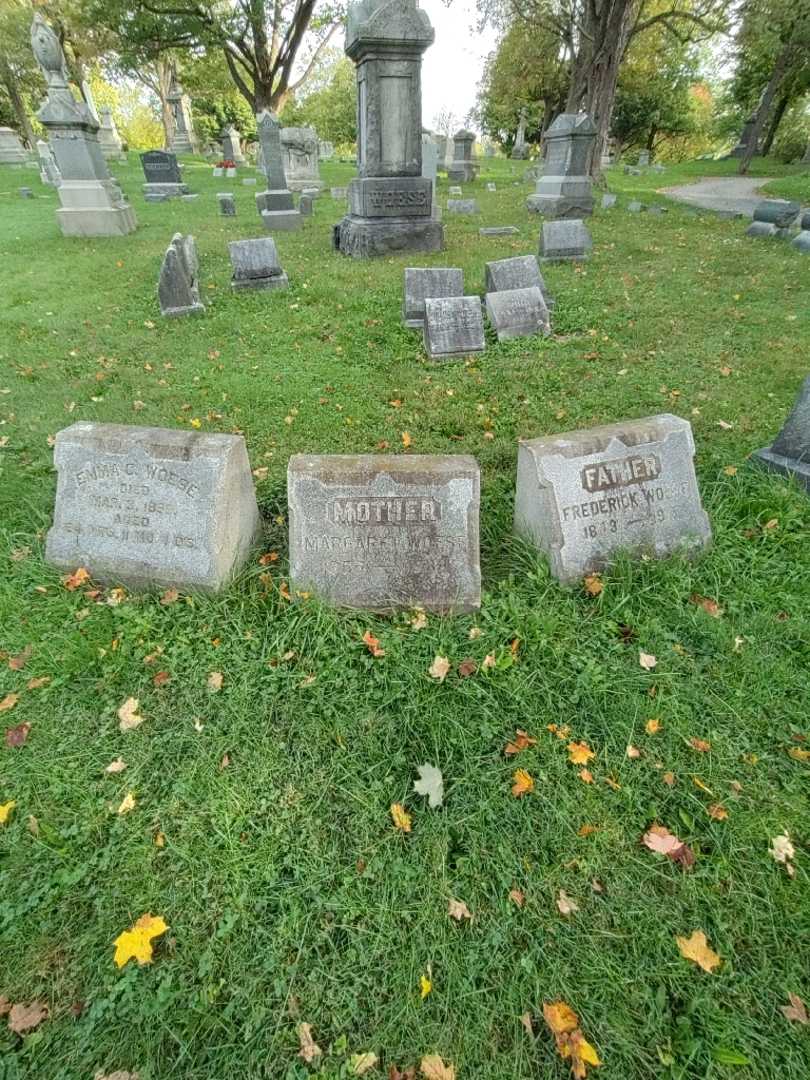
[56, 179, 137, 237]
[260, 209, 302, 231]
[753, 447, 810, 491]
[256, 189, 295, 213]
[143, 182, 189, 198]
[287, 178, 323, 192]
[527, 177, 594, 218]
[169, 136, 197, 155]
[335, 214, 444, 258]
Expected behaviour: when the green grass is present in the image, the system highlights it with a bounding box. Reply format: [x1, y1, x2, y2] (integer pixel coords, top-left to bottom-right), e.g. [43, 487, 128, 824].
[1, 153, 810, 1080]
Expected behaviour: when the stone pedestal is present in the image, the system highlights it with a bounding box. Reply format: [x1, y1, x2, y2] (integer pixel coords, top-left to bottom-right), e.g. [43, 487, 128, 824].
[167, 76, 198, 154]
[0, 127, 28, 163]
[527, 112, 595, 219]
[281, 126, 322, 190]
[754, 375, 810, 490]
[255, 110, 301, 229]
[98, 108, 125, 160]
[335, 0, 443, 258]
[447, 129, 478, 182]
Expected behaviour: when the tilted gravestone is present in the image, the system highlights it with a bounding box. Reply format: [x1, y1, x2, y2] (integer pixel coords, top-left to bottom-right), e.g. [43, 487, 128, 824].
[158, 233, 204, 317]
[753, 375, 810, 491]
[403, 267, 464, 328]
[540, 218, 592, 261]
[485, 286, 550, 341]
[255, 110, 300, 229]
[228, 237, 289, 291]
[447, 198, 478, 214]
[423, 296, 485, 359]
[288, 454, 481, 611]
[45, 423, 261, 592]
[514, 414, 712, 583]
[141, 150, 188, 197]
[37, 138, 61, 185]
[527, 112, 595, 218]
[484, 254, 552, 308]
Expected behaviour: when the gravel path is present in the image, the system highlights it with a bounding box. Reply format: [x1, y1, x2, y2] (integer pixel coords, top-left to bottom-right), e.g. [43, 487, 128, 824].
[661, 176, 777, 217]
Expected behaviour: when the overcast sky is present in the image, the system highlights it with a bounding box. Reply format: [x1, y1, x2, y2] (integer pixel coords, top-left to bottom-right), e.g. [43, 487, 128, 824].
[420, 0, 498, 134]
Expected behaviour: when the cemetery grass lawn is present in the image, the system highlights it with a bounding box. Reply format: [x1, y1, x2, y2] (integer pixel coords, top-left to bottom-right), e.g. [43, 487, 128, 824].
[1, 154, 810, 1080]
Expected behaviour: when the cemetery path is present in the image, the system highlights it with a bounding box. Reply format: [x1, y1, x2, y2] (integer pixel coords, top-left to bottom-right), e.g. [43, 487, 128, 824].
[661, 175, 776, 217]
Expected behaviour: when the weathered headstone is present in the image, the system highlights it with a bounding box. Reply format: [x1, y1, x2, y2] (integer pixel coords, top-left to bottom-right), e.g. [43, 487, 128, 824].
[479, 226, 519, 236]
[218, 192, 236, 216]
[30, 13, 137, 237]
[19, 186, 33, 198]
[601, 193, 617, 209]
[486, 182, 497, 192]
[540, 219, 592, 261]
[281, 126, 321, 190]
[447, 198, 478, 214]
[98, 107, 125, 161]
[45, 423, 260, 592]
[527, 112, 595, 218]
[753, 375, 810, 490]
[0, 126, 28, 163]
[484, 254, 552, 308]
[421, 132, 438, 201]
[335, 0, 442, 257]
[423, 296, 485, 359]
[37, 138, 61, 185]
[623, 165, 641, 176]
[331, 186, 347, 199]
[447, 129, 478, 183]
[627, 200, 644, 213]
[751, 199, 800, 227]
[220, 123, 246, 165]
[228, 236, 289, 291]
[514, 414, 712, 582]
[637, 150, 650, 167]
[485, 285, 550, 341]
[288, 453, 481, 611]
[255, 110, 300, 230]
[511, 107, 528, 160]
[158, 233, 204, 317]
[402, 266, 464, 328]
[141, 150, 188, 197]
[448, 185, 462, 196]
[166, 74, 199, 154]
[299, 193, 314, 216]
[319, 140, 334, 160]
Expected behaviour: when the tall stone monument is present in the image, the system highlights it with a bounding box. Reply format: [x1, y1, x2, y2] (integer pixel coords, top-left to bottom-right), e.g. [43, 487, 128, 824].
[0, 127, 28, 163]
[511, 108, 528, 159]
[334, 0, 443, 257]
[98, 107, 125, 160]
[255, 110, 300, 230]
[527, 112, 595, 218]
[30, 13, 136, 237]
[447, 129, 478, 182]
[754, 375, 810, 491]
[220, 124, 246, 164]
[281, 126, 322, 189]
[167, 73, 198, 154]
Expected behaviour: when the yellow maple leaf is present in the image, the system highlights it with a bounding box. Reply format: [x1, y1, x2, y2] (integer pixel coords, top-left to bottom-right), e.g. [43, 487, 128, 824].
[391, 803, 412, 832]
[511, 768, 534, 797]
[420, 1054, 455, 1080]
[113, 913, 169, 968]
[787, 746, 810, 762]
[568, 741, 595, 765]
[0, 800, 16, 825]
[676, 929, 721, 973]
[645, 717, 662, 735]
[543, 1001, 579, 1035]
[117, 791, 136, 815]
[420, 974, 432, 998]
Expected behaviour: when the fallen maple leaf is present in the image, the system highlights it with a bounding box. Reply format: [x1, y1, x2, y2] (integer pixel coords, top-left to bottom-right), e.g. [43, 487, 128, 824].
[413, 763, 444, 808]
[578, 824, 598, 837]
[8, 644, 32, 671]
[401, 431, 412, 448]
[5, 723, 29, 748]
[117, 792, 136, 815]
[676, 930, 721, 972]
[297, 1022, 322, 1063]
[0, 801, 15, 825]
[780, 993, 809, 1025]
[645, 717, 662, 735]
[579, 768, 594, 784]
[690, 594, 723, 618]
[448, 898, 473, 921]
[8, 1001, 48, 1034]
[543, 1001, 601, 1078]
[707, 803, 728, 821]
[639, 651, 657, 670]
[557, 889, 579, 916]
[583, 574, 603, 596]
[428, 655, 450, 682]
[568, 741, 595, 765]
[152, 671, 170, 688]
[505, 729, 537, 755]
[420, 974, 432, 999]
[787, 746, 810, 762]
[0, 693, 19, 713]
[689, 737, 711, 752]
[117, 698, 144, 732]
[391, 803, 412, 832]
[511, 768, 534, 797]
[159, 588, 179, 605]
[105, 757, 127, 775]
[420, 1055, 455, 1080]
[26, 677, 50, 690]
[350, 1052, 379, 1075]
[642, 824, 695, 869]
[207, 671, 223, 692]
[113, 914, 168, 968]
[63, 567, 90, 591]
[509, 888, 525, 907]
[457, 658, 477, 677]
[362, 630, 385, 657]
[770, 833, 795, 876]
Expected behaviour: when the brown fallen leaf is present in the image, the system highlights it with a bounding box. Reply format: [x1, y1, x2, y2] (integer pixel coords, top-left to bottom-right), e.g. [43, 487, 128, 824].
[707, 803, 728, 821]
[160, 588, 179, 605]
[93, 1071, 140, 1080]
[626, 745, 642, 759]
[8, 1001, 48, 1034]
[583, 574, 603, 596]
[391, 803, 412, 833]
[578, 824, 598, 837]
[509, 888, 525, 907]
[117, 698, 144, 732]
[676, 929, 721, 972]
[5, 723, 30, 748]
[26, 677, 50, 690]
[568, 741, 595, 765]
[579, 768, 594, 784]
[105, 757, 127, 775]
[0, 693, 19, 714]
[662, 771, 676, 786]
[428, 655, 451, 682]
[152, 671, 170, 688]
[521, 1011, 534, 1036]
[63, 567, 90, 591]
[543, 1001, 601, 1078]
[207, 671, 223, 692]
[690, 594, 723, 618]
[780, 992, 809, 1025]
[8, 645, 33, 671]
[557, 889, 579, 916]
[787, 747, 810, 762]
[448, 898, 473, 921]
[511, 768, 534, 797]
[639, 651, 657, 670]
[457, 658, 477, 677]
[642, 824, 694, 869]
[389, 1067, 416, 1080]
[297, 1022, 322, 1063]
[505, 729, 537, 756]
[420, 1056, 455, 1080]
[689, 737, 711, 752]
[362, 630, 385, 658]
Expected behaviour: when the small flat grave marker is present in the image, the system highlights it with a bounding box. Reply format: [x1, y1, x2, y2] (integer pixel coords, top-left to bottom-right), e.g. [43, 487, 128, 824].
[479, 226, 519, 236]
[423, 296, 485, 359]
[228, 237, 289, 291]
[485, 285, 550, 341]
[447, 198, 478, 214]
[540, 219, 592, 261]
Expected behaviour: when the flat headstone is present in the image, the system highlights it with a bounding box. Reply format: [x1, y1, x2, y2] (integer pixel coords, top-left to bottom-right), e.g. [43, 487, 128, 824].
[144, 193, 169, 203]
[486, 183, 497, 192]
[403, 267, 464, 328]
[479, 226, 519, 236]
[242, 177, 257, 185]
[19, 187, 33, 198]
[218, 193, 236, 216]
[158, 233, 204, 318]
[627, 201, 644, 213]
[448, 185, 463, 196]
[540, 219, 592, 261]
[752, 199, 800, 227]
[228, 236, 288, 291]
[45, 423, 261, 592]
[423, 296, 486, 359]
[753, 374, 810, 490]
[288, 453, 481, 612]
[485, 286, 550, 341]
[514, 413, 712, 583]
[181, 193, 199, 201]
[260, 208, 301, 232]
[484, 253, 553, 309]
[601, 193, 617, 208]
[447, 199, 478, 214]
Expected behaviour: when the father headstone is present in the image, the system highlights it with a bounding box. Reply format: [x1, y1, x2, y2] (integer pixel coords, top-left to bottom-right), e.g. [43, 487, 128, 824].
[141, 150, 188, 198]
[0, 127, 28, 163]
[403, 266, 464, 328]
[753, 375, 810, 491]
[45, 423, 260, 592]
[540, 219, 592, 261]
[485, 286, 550, 341]
[527, 112, 595, 218]
[288, 453, 481, 611]
[281, 126, 322, 190]
[447, 129, 478, 183]
[423, 296, 485, 359]
[228, 237, 289, 291]
[255, 110, 301, 230]
[514, 413, 712, 582]
[158, 233, 204, 318]
[334, 0, 442, 257]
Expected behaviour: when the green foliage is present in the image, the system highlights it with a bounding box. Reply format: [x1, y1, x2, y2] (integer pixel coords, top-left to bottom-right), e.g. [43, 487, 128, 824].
[179, 51, 258, 146]
[280, 50, 356, 145]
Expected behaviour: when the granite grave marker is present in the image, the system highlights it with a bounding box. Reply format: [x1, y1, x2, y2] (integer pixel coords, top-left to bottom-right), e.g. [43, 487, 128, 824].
[158, 233, 204, 317]
[540, 218, 592, 261]
[485, 285, 550, 341]
[228, 237, 289, 291]
[402, 266, 464, 328]
[423, 296, 485, 359]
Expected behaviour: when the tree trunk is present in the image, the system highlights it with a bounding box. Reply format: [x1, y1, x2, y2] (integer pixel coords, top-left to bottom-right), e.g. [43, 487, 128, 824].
[0, 52, 35, 147]
[802, 140, 810, 164]
[761, 92, 788, 156]
[739, 42, 792, 174]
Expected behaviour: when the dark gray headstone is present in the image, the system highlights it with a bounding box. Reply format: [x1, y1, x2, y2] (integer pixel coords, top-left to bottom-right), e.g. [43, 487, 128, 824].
[158, 233, 204, 317]
[423, 296, 486, 359]
[403, 267, 464, 328]
[540, 219, 592, 261]
[228, 236, 288, 291]
[485, 286, 550, 341]
[218, 192, 236, 216]
[288, 453, 481, 612]
[752, 200, 800, 227]
[141, 150, 182, 185]
[754, 375, 810, 490]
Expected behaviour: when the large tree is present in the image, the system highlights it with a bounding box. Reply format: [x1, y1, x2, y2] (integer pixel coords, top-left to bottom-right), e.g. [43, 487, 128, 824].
[280, 48, 356, 144]
[0, 0, 41, 145]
